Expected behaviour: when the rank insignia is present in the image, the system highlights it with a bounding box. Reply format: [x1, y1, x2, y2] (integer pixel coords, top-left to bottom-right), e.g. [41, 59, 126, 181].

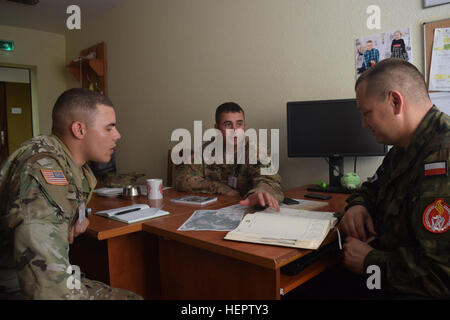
[422, 199, 449, 234]
[40, 169, 69, 186]
[424, 161, 447, 177]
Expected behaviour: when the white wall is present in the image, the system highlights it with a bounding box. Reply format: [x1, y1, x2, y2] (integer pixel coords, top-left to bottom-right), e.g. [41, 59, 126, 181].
[65, 0, 450, 189]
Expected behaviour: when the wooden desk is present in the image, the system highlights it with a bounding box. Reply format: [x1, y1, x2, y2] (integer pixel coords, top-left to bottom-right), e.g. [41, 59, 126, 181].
[142, 186, 349, 299]
[69, 188, 239, 299]
[71, 186, 348, 299]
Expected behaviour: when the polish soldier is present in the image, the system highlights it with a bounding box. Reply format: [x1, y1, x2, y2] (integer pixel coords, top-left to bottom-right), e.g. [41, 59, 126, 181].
[340, 59, 449, 298]
[0, 88, 142, 299]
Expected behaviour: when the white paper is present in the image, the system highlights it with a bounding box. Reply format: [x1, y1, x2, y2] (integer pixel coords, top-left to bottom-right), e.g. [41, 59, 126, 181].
[94, 203, 169, 224]
[111, 207, 168, 224]
[231, 210, 333, 241]
[429, 92, 450, 115]
[224, 208, 337, 249]
[96, 204, 150, 216]
[429, 28, 450, 91]
[264, 207, 335, 220]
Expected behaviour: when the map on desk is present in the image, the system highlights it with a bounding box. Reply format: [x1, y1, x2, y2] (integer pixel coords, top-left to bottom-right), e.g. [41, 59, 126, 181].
[178, 204, 248, 231]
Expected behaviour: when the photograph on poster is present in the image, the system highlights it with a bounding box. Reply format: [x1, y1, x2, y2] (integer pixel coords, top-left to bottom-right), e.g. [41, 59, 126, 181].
[355, 27, 412, 79]
[423, 0, 450, 8]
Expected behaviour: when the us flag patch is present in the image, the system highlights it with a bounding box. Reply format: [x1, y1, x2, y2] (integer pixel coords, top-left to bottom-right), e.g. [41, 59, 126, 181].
[424, 161, 447, 177]
[40, 169, 68, 185]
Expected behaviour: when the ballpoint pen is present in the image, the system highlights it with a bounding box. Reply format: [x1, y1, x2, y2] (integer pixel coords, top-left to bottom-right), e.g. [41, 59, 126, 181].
[114, 208, 141, 216]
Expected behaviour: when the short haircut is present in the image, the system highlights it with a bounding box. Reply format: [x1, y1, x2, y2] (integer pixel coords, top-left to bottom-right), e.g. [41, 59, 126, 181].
[366, 40, 373, 43]
[355, 58, 430, 103]
[52, 88, 114, 136]
[215, 102, 245, 125]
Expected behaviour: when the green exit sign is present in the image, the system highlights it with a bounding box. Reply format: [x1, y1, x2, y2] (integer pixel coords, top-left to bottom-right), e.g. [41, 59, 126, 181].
[0, 40, 15, 52]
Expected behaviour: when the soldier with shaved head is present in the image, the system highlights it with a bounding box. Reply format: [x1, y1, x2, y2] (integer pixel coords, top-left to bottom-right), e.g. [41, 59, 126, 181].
[340, 59, 449, 298]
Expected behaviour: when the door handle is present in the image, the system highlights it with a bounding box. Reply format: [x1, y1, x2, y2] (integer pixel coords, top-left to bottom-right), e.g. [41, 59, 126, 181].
[1, 131, 4, 145]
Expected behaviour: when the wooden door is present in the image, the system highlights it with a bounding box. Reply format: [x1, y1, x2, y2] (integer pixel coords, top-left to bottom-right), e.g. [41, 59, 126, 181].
[5, 82, 33, 154]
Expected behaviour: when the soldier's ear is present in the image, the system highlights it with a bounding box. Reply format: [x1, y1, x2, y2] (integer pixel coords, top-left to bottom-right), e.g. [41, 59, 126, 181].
[71, 121, 87, 140]
[389, 90, 404, 116]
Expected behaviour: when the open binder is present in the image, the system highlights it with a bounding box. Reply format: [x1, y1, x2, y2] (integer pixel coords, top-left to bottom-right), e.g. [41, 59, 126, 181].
[224, 207, 338, 250]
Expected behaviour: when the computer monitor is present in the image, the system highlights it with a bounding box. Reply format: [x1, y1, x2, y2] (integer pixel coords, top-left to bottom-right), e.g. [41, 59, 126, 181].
[287, 98, 387, 192]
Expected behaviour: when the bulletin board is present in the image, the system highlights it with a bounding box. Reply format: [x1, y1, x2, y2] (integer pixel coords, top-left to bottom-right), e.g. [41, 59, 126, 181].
[423, 18, 450, 88]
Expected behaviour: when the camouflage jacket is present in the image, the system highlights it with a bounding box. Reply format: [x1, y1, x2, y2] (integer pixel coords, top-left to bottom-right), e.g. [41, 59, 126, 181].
[0, 135, 96, 299]
[346, 106, 449, 298]
[175, 139, 284, 202]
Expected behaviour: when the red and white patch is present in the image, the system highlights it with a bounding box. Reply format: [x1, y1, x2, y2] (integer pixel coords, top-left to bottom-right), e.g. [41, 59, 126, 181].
[424, 161, 447, 177]
[422, 199, 449, 234]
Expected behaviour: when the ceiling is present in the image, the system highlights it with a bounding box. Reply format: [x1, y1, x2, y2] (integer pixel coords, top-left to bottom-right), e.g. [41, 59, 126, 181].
[0, 0, 126, 34]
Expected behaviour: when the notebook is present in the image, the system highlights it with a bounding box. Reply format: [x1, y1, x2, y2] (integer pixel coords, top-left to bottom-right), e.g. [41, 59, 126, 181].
[94, 204, 169, 224]
[170, 195, 218, 206]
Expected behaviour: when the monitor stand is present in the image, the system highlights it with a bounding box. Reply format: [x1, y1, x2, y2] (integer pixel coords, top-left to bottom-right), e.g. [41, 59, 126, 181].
[307, 156, 353, 194]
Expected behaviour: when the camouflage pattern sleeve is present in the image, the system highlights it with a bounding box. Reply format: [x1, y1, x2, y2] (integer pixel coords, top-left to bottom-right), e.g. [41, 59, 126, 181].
[14, 160, 143, 300]
[245, 163, 284, 203]
[242, 143, 283, 202]
[175, 163, 234, 194]
[364, 151, 450, 298]
[14, 163, 91, 299]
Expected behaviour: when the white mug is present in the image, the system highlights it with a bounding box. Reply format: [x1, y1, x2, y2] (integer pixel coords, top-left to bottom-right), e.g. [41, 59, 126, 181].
[146, 178, 163, 200]
[149, 198, 164, 209]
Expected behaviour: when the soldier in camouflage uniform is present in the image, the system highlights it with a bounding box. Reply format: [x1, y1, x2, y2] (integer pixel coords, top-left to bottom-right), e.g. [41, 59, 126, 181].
[340, 59, 449, 298]
[0, 88, 142, 300]
[175, 102, 283, 210]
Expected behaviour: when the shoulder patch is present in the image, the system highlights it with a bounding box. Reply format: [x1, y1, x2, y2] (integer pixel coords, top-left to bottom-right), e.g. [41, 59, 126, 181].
[40, 169, 69, 186]
[424, 161, 447, 177]
[36, 157, 54, 168]
[422, 199, 449, 234]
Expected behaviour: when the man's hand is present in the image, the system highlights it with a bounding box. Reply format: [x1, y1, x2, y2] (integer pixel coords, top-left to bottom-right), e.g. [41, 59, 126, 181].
[338, 205, 376, 241]
[343, 236, 374, 274]
[69, 218, 89, 244]
[240, 191, 280, 211]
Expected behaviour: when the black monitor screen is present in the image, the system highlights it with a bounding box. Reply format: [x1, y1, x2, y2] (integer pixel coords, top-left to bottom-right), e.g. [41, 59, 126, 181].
[287, 99, 387, 157]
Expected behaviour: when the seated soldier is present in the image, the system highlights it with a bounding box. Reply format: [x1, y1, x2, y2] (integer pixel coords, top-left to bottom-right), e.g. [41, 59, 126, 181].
[175, 102, 283, 210]
[340, 59, 449, 299]
[0, 88, 142, 300]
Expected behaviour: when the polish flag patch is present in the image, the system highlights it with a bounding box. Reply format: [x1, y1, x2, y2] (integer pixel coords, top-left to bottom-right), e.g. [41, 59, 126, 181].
[424, 161, 447, 177]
